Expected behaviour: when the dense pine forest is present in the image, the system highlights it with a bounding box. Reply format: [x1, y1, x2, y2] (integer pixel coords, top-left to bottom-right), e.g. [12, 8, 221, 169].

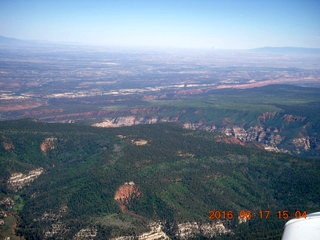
[0, 119, 319, 239]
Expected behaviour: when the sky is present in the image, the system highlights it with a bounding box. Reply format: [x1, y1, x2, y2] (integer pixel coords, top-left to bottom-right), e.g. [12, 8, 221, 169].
[0, 0, 319, 49]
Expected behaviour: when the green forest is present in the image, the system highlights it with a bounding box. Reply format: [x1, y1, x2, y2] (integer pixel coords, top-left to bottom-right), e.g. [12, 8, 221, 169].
[0, 119, 319, 239]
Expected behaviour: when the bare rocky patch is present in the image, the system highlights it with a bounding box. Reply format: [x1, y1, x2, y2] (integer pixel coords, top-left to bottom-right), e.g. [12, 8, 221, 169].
[176, 221, 231, 239]
[7, 168, 44, 191]
[111, 221, 169, 240]
[111, 221, 231, 240]
[73, 227, 98, 240]
[282, 114, 306, 122]
[176, 151, 195, 158]
[2, 141, 14, 150]
[35, 205, 69, 239]
[114, 181, 142, 213]
[292, 137, 311, 153]
[0, 197, 14, 209]
[131, 139, 148, 146]
[40, 137, 57, 153]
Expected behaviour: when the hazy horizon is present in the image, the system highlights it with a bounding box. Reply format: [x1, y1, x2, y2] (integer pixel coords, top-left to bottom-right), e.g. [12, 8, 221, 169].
[1, 0, 320, 50]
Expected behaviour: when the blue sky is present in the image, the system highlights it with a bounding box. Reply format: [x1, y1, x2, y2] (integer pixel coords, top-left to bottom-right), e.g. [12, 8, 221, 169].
[0, 0, 319, 49]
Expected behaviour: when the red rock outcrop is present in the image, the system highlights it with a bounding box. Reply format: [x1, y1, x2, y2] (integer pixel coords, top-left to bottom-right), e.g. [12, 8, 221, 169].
[114, 181, 142, 212]
[40, 137, 57, 153]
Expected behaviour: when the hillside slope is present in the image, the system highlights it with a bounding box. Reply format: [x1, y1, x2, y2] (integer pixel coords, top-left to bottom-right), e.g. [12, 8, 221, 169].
[0, 120, 319, 239]
[93, 85, 320, 157]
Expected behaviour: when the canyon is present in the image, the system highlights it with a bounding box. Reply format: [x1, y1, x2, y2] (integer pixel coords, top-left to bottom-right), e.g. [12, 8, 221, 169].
[92, 112, 317, 156]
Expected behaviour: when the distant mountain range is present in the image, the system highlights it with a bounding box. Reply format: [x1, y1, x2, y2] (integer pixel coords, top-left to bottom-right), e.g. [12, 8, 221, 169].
[0, 35, 81, 49]
[0, 35, 36, 44]
[1, 35, 320, 53]
[0, 35, 50, 48]
[251, 46, 320, 54]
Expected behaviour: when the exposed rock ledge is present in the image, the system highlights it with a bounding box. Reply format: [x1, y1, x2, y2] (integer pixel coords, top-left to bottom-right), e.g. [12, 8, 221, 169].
[73, 227, 98, 240]
[7, 168, 44, 191]
[176, 221, 231, 239]
[111, 221, 230, 240]
[131, 139, 149, 146]
[92, 116, 174, 128]
[111, 221, 169, 240]
[93, 116, 317, 155]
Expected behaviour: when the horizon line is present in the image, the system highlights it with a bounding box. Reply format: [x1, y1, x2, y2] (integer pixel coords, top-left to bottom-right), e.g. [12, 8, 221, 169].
[1, 35, 320, 52]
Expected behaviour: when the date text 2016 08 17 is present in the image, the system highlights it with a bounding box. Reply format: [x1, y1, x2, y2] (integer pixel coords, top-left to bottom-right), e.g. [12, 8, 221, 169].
[208, 210, 307, 220]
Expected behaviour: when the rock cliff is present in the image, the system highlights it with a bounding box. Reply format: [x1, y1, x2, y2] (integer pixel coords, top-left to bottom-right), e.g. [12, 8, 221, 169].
[111, 221, 230, 240]
[92, 112, 318, 156]
[175, 221, 231, 239]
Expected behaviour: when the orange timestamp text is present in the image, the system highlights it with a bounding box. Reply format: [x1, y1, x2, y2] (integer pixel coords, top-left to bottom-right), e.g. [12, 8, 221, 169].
[208, 209, 307, 220]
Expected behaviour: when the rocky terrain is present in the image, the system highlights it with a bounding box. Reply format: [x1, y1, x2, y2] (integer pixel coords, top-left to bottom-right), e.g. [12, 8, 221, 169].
[73, 227, 98, 240]
[40, 137, 57, 153]
[111, 222, 170, 240]
[175, 221, 231, 240]
[92, 111, 318, 156]
[93, 116, 173, 128]
[110, 221, 231, 240]
[114, 182, 142, 213]
[1, 119, 319, 240]
[7, 168, 44, 191]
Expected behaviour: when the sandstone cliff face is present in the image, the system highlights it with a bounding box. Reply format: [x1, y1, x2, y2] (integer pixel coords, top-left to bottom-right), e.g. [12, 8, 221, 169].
[218, 126, 283, 146]
[183, 123, 285, 149]
[182, 122, 216, 132]
[92, 113, 318, 155]
[111, 221, 230, 240]
[94, 116, 285, 149]
[292, 137, 311, 153]
[7, 168, 44, 191]
[176, 221, 231, 239]
[246, 126, 283, 146]
[183, 123, 307, 153]
[93, 116, 175, 128]
[111, 221, 169, 240]
[137, 222, 170, 240]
